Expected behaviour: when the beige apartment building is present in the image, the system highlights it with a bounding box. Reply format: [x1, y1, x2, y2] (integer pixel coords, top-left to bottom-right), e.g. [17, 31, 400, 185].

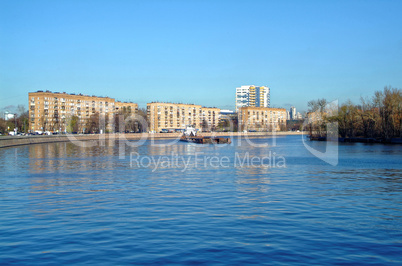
[147, 102, 220, 132]
[238, 107, 287, 131]
[201, 107, 220, 131]
[29, 90, 138, 133]
[306, 111, 325, 124]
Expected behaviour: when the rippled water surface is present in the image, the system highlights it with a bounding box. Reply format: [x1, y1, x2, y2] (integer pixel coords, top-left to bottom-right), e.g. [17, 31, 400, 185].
[0, 136, 401, 264]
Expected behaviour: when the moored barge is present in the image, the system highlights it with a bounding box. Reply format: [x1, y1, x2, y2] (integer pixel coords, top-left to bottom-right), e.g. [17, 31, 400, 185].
[179, 126, 231, 144]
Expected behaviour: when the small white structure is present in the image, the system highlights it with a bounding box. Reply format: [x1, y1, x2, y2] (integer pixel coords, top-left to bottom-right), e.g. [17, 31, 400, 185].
[4, 112, 15, 121]
[183, 125, 197, 136]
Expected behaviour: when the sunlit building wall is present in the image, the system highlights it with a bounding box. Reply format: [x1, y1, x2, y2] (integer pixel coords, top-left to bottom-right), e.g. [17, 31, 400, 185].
[238, 107, 286, 131]
[28, 90, 138, 132]
[147, 102, 220, 132]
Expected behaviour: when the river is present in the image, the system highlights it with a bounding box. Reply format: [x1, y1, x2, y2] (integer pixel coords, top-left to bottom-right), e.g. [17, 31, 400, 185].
[0, 135, 401, 264]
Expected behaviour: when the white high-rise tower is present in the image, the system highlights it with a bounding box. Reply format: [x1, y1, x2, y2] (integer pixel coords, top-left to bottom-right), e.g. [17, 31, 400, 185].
[235, 85, 270, 112]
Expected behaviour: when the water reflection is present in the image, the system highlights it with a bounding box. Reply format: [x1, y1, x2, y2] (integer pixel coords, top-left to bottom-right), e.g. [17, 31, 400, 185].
[28, 141, 123, 173]
[5, 136, 401, 212]
[1, 136, 402, 264]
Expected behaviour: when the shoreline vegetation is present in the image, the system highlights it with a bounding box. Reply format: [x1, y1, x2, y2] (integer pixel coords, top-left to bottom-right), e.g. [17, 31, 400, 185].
[307, 86, 402, 144]
[0, 131, 303, 148]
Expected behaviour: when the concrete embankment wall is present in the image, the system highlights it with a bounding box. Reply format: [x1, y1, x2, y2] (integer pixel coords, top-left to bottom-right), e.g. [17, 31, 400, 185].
[0, 132, 304, 149]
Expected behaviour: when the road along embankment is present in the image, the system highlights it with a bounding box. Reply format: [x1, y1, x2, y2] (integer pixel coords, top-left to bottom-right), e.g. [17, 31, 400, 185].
[0, 131, 304, 148]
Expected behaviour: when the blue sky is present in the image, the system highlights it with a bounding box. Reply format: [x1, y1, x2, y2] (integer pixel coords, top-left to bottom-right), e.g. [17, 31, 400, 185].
[1, 0, 401, 113]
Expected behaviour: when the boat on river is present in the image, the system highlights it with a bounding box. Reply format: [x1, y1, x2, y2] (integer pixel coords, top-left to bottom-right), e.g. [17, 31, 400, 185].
[179, 125, 231, 144]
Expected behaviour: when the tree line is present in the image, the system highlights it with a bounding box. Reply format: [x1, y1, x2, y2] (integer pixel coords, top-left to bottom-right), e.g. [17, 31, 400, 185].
[307, 86, 402, 141]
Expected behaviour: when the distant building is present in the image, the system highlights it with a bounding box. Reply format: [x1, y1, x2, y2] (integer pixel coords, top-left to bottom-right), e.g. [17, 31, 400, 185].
[4, 112, 15, 121]
[235, 85, 270, 111]
[147, 102, 220, 133]
[289, 106, 296, 120]
[238, 107, 287, 131]
[220, 109, 235, 115]
[220, 109, 236, 119]
[28, 91, 138, 132]
[219, 109, 237, 129]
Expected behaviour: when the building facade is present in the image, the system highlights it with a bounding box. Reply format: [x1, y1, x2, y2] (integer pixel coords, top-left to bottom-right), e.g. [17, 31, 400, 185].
[307, 111, 325, 124]
[238, 107, 287, 131]
[147, 102, 220, 133]
[28, 91, 138, 133]
[114, 101, 139, 115]
[201, 107, 220, 131]
[235, 85, 270, 111]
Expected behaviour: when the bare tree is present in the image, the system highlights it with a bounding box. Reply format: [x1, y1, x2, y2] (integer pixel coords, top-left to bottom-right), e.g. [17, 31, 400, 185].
[0, 118, 7, 134]
[86, 112, 100, 133]
[309, 87, 401, 141]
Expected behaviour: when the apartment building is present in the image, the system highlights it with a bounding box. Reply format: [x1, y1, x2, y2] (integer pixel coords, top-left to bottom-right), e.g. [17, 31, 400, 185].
[147, 102, 220, 132]
[28, 90, 138, 133]
[238, 107, 287, 131]
[201, 107, 220, 131]
[307, 111, 326, 124]
[114, 101, 138, 115]
[235, 85, 270, 111]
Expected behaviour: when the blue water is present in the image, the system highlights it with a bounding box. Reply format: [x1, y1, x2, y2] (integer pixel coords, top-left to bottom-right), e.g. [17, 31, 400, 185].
[0, 135, 401, 265]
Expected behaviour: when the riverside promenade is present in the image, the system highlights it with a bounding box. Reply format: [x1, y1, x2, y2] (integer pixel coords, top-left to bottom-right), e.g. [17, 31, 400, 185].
[0, 132, 303, 148]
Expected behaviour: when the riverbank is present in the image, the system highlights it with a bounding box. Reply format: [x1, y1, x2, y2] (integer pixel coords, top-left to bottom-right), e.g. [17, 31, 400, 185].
[0, 131, 304, 148]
